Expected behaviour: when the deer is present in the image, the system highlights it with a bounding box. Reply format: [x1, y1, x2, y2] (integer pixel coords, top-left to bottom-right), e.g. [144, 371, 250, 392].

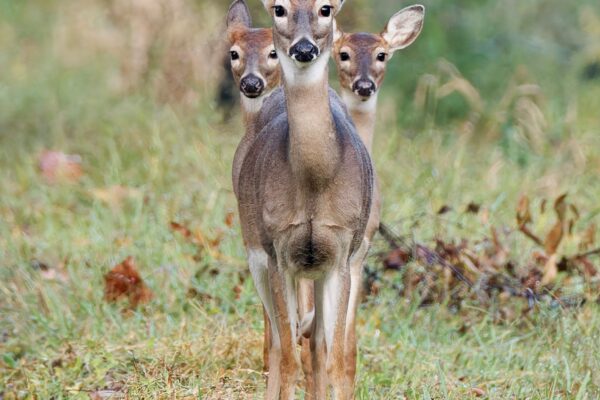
[229, 0, 373, 398]
[226, 1, 282, 198]
[332, 5, 426, 388]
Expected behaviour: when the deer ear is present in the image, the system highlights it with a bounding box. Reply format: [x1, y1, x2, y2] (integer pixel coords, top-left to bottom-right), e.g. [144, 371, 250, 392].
[333, 20, 343, 44]
[227, 0, 252, 29]
[260, 0, 275, 11]
[331, 0, 347, 15]
[382, 5, 425, 52]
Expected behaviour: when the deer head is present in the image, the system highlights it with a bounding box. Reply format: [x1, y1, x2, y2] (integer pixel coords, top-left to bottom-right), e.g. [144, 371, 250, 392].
[260, 0, 347, 85]
[227, 0, 281, 102]
[333, 5, 425, 102]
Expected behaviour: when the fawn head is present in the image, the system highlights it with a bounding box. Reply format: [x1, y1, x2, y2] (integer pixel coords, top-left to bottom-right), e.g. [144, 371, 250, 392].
[260, 0, 347, 84]
[333, 5, 425, 102]
[227, 0, 281, 101]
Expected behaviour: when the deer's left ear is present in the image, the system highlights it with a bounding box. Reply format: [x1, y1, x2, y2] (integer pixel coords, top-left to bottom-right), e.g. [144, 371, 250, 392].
[382, 5, 425, 52]
[227, 0, 253, 29]
[333, 20, 343, 44]
[330, 0, 346, 15]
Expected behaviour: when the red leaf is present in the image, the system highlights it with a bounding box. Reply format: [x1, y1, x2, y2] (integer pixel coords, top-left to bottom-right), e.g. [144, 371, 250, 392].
[104, 257, 153, 307]
[38, 150, 83, 184]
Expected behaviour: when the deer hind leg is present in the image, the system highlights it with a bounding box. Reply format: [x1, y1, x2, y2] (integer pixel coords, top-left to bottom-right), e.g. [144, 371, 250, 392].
[312, 244, 353, 400]
[268, 256, 300, 400]
[344, 239, 370, 392]
[297, 279, 315, 399]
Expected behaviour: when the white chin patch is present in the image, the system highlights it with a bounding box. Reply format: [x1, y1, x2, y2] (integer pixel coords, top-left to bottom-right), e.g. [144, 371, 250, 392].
[341, 88, 378, 113]
[279, 50, 330, 86]
[241, 94, 265, 114]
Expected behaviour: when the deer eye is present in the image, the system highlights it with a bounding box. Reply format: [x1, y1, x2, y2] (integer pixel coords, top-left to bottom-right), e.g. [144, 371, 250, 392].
[230, 51, 240, 61]
[340, 52, 350, 61]
[377, 52, 387, 62]
[319, 5, 332, 17]
[269, 50, 278, 59]
[273, 5, 286, 17]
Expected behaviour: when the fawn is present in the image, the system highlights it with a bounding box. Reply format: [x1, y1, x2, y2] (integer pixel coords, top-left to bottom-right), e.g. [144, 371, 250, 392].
[226, 1, 282, 197]
[332, 5, 425, 387]
[230, 0, 373, 398]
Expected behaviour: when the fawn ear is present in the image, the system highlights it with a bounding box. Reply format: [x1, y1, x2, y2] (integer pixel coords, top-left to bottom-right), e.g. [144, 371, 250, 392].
[333, 20, 343, 44]
[382, 5, 425, 52]
[227, 0, 252, 29]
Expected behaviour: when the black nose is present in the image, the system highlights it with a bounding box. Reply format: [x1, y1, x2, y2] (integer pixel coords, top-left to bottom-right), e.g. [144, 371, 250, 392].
[240, 74, 264, 98]
[290, 39, 319, 63]
[352, 79, 376, 97]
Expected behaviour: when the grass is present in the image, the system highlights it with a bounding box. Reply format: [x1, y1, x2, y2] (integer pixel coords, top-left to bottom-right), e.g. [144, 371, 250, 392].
[1, 0, 600, 398]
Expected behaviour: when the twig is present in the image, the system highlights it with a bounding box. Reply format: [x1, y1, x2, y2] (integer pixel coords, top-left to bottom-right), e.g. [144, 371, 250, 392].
[378, 223, 474, 288]
[572, 247, 600, 259]
[518, 224, 543, 246]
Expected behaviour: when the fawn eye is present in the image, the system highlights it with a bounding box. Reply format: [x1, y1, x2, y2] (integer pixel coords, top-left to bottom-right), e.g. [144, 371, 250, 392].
[269, 50, 278, 59]
[273, 5, 286, 17]
[230, 51, 240, 61]
[377, 52, 387, 62]
[319, 5, 332, 17]
[340, 52, 350, 61]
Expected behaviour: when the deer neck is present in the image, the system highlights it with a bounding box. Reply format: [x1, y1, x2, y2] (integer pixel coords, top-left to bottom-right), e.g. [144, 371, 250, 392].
[280, 51, 340, 185]
[341, 89, 378, 154]
[241, 94, 268, 137]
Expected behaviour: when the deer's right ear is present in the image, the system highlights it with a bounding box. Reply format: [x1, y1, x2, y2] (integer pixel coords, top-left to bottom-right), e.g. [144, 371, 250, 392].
[227, 0, 252, 29]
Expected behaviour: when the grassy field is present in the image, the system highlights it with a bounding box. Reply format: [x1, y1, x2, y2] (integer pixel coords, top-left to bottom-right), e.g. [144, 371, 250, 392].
[1, 0, 600, 398]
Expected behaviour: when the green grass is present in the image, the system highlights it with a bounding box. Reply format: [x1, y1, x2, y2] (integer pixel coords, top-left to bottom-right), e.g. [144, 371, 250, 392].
[1, 0, 600, 398]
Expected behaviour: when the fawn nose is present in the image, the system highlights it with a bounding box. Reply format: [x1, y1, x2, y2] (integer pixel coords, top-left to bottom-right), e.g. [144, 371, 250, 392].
[352, 79, 376, 98]
[240, 74, 265, 98]
[290, 39, 319, 63]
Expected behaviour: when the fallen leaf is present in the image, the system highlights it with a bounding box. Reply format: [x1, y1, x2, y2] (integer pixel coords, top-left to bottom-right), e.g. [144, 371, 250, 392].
[224, 211, 235, 228]
[104, 257, 153, 308]
[544, 220, 564, 255]
[541, 254, 558, 286]
[383, 248, 411, 270]
[516, 195, 532, 227]
[438, 205, 452, 215]
[579, 223, 596, 251]
[465, 202, 481, 214]
[471, 387, 486, 397]
[38, 150, 83, 183]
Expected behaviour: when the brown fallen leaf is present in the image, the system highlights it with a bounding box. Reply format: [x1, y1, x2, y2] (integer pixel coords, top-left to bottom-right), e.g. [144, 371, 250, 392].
[38, 150, 83, 183]
[516, 195, 532, 227]
[383, 248, 411, 270]
[438, 205, 452, 215]
[465, 202, 481, 214]
[225, 211, 235, 228]
[579, 223, 596, 251]
[541, 254, 558, 286]
[104, 256, 153, 308]
[544, 221, 564, 255]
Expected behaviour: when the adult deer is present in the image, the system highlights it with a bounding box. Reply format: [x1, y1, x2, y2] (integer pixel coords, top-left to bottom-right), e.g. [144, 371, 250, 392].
[332, 5, 425, 388]
[230, 0, 373, 398]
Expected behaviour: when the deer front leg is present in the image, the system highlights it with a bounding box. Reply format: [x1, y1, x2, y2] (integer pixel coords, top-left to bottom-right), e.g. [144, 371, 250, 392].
[312, 256, 353, 400]
[268, 256, 300, 400]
